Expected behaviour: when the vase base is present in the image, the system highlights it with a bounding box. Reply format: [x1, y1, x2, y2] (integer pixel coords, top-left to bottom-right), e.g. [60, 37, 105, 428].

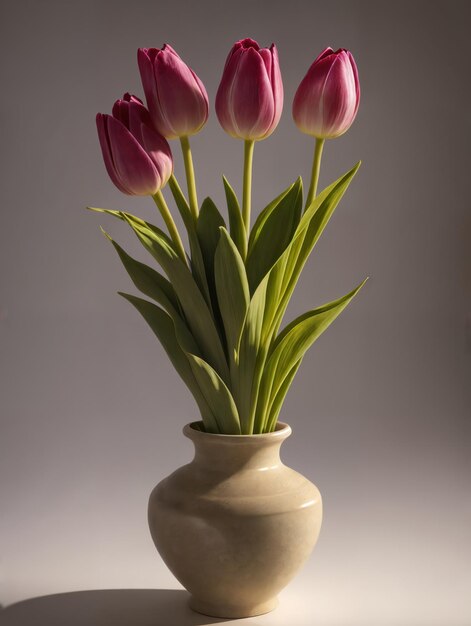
[189, 595, 278, 618]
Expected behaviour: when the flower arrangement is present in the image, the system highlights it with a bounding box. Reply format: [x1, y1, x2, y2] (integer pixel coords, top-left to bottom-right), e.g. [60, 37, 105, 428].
[89, 39, 365, 435]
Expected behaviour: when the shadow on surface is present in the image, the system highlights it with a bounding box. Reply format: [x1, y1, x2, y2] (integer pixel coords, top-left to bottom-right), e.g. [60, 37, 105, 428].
[0, 589, 259, 626]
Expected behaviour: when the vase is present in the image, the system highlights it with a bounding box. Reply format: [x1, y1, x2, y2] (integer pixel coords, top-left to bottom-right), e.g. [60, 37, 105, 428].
[147, 421, 322, 618]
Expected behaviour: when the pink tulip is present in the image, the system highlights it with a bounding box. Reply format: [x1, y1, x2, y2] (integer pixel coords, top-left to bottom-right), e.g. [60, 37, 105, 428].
[215, 38, 283, 141]
[293, 47, 360, 139]
[96, 93, 173, 196]
[137, 45, 208, 139]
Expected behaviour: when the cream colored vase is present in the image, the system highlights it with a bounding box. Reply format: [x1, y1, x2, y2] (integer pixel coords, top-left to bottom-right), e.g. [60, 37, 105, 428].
[148, 421, 322, 618]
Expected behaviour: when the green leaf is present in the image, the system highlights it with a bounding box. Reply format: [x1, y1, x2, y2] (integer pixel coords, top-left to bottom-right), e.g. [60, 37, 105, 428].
[197, 197, 226, 302]
[87, 206, 166, 236]
[167, 176, 213, 308]
[271, 163, 362, 335]
[101, 228, 181, 317]
[246, 178, 303, 293]
[222, 176, 247, 260]
[260, 162, 362, 343]
[167, 175, 193, 229]
[214, 227, 250, 361]
[186, 353, 241, 434]
[119, 293, 220, 433]
[88, 207, 175, 252]
[121, 213, 230, 383]
[233, 273, 270, 433]
[257, 279, 368, 432]
[264, 357, 303, 433]
[197, 197, 227, 262]
[196, 197, 227, 336]
[87, 206, 124, 220]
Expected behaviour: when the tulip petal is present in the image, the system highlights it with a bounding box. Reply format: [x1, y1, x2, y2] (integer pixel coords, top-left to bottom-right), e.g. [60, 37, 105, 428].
[258, 47, 272, 77]
[112, 99, 130, 128]
[128, 99, 153, 138]
[140, 124, 173, 188]
[265, 44, 283, 139]
[96, 114, 131, 194]
[138, 48, 161, 129]
[314, 47, 334, 63]
[347, 50, 361, 115]
[216, 40, 282, 141]
[153, 49, 208, 138]
[231, 47, 275, 140]
[321, 53, 358, 137]
[106, 116, 159, 196]
[216, 46, 245, 138]
[293, 47, 360, 139]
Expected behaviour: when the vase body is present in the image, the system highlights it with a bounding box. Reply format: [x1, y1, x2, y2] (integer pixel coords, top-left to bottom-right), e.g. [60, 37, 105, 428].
[148, 421, 322, 618]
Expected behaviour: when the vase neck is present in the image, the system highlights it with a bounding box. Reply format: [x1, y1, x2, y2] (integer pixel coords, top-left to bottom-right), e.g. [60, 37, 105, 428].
[183, 422, 292, 473]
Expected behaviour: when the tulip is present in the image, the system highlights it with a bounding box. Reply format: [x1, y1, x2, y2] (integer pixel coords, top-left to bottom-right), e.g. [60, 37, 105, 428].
[215, 38, 283, 141]
[216, 38, 283, 236]
[137, 45, 208, 139]
[293, 47, 360, 209]
[96, 96, 173, 196]
[292, 47, 360, 140]
[97, 95, 187, 264]
[138, 45, 208, 221]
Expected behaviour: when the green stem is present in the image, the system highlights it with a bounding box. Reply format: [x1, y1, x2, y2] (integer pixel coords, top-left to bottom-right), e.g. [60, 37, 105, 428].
[153, 190, 188, 266]
[305, 137, 325, 210]
[180, 135, 199, 222]
[242, 139, 255, 236]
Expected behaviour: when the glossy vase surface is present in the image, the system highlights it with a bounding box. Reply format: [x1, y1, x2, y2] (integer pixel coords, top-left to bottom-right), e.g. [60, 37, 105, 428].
[148, 421, 322, 618]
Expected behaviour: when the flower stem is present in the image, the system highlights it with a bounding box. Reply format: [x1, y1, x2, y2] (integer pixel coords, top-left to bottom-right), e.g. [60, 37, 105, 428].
[180, 135, 199, 222]
[153, 190, 188, 266]
[242, 139, 255, 237]
[305, 137, 325, 210]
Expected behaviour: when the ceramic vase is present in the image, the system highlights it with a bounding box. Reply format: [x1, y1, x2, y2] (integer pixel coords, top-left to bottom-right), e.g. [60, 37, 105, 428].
[148, 421, 322, 618]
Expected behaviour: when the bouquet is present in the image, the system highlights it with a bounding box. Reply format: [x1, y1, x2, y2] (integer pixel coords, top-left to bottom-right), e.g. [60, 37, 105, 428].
[89, 38, 365, 435]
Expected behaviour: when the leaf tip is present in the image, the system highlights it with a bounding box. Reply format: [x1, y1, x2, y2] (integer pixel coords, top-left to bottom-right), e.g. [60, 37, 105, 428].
[99, 226, 113, 241]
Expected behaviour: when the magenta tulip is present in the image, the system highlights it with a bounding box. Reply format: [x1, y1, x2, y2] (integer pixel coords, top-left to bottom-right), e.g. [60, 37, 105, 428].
[293, 47, 360, 139]
[96, 93, 173, 196]
[137, 45, 208, 139]
[215, 38, 283, 141]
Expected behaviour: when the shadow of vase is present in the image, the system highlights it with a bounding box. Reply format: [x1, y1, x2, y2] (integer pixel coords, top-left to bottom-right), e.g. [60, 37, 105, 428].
[0, 589, 263, 626]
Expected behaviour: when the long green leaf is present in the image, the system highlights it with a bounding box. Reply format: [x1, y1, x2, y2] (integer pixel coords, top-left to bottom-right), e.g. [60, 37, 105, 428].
[248, 183, 296, 252]
[167, 176, 213, 308]
[121, 213, 229, 383]
[214, 227, 250, 362]
[231, 158, 358, 432]
[186, 353, 241, 434]
[167, 174, 193, 228]
[101, 228, 181, 317]
[233, 274, 270, 433]
[246, 178, 303, 293]
[197, 197, 227, 261]
[87, 206, 170, 238]
[260, 162, 361, 343]
[271, 163, 361, 336]
[222, 176, 247, 260]
[197, 197, 226, 327]
[119, 293, 219, 433]
[258, 279, 367, 431]
[264, 357, 303, 433]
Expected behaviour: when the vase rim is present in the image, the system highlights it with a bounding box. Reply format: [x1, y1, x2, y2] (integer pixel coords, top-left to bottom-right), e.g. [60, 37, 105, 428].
[183, 421, 292, 443]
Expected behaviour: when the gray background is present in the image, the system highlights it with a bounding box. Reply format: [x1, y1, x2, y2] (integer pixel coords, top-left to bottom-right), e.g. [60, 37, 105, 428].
[1, 1, 470, 624]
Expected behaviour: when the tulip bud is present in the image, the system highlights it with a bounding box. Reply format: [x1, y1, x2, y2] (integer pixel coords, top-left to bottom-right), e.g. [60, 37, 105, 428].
[215, 38, 283, 141]
[96, 94, 173, 196]
[137, 45, 208, 139]
[293, 47, 360, 139]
